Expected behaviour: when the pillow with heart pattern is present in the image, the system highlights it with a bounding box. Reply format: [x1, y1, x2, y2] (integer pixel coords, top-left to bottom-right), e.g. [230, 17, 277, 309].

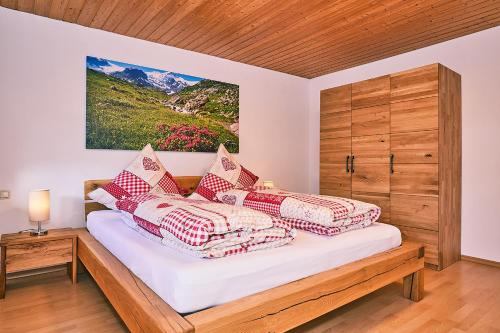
[88, 144, 184, 210]
[190, 144, 259, 201]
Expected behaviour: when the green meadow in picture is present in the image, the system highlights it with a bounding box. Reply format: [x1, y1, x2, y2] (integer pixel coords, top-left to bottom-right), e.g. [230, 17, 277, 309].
[86, 56, 239, 153]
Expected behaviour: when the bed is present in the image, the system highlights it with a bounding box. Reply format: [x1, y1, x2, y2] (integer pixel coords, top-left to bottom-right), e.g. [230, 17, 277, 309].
[78, 177, 425, 333]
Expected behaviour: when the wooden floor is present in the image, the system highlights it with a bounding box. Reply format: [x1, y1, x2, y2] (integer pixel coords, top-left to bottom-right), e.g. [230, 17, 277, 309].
[0, 261, 499, 333]
[0, 270, 126, 333]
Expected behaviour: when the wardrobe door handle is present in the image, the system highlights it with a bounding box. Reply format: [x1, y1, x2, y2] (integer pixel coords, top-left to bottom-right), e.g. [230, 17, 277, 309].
[351, 155, 355, 174]
[346, 155, 350, 173]
[390, 154, 394, 174]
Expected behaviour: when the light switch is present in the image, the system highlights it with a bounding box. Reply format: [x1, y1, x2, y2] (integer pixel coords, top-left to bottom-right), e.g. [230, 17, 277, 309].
[0, 190, 10, 199]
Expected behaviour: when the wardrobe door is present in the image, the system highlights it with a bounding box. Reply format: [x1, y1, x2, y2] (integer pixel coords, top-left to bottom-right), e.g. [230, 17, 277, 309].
[320, 85, 352, 198]
[389, 64, 442, 268]
[350, 76, 391, 221]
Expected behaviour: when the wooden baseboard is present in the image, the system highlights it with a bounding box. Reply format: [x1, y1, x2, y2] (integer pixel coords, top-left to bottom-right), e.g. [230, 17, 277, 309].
[461, 255, 500, 268]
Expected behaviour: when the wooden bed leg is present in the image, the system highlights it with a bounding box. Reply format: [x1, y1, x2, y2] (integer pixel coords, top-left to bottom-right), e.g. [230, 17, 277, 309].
[403, 269, 424, 302]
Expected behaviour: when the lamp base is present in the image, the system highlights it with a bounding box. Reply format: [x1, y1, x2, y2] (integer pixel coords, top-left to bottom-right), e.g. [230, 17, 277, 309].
[29, 221, 48, 237]
[29, 229, 48, 236]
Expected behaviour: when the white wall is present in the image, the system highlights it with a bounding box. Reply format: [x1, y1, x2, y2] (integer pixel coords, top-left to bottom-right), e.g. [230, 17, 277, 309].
[308, 26, 500, 262]
[0, 8, 309, 233]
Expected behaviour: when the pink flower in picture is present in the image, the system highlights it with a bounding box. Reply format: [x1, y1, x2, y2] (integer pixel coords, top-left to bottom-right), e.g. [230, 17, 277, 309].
[155, 123, 219, 152]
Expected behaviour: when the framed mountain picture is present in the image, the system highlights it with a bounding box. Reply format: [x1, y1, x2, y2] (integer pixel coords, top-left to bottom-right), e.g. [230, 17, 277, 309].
[85, 56, 239, 153]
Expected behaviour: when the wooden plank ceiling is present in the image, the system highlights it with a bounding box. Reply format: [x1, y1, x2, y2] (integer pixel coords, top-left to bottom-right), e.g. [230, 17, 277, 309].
[2, 0, 499, 78]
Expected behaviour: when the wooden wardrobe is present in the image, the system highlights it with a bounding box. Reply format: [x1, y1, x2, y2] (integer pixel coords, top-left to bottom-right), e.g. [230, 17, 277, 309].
[320, 63, 461, 270]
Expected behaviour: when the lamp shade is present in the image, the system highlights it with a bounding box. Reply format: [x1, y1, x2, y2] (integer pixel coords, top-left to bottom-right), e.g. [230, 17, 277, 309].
[29, 189, 50, 222]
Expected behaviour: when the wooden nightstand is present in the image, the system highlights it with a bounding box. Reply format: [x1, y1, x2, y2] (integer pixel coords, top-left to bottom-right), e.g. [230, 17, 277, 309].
[0, 228, 78, 298]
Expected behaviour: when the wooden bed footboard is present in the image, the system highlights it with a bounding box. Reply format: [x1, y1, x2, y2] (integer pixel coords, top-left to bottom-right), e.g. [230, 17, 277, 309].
[186, 241, 424, 332]
[76, 228, 424, 333]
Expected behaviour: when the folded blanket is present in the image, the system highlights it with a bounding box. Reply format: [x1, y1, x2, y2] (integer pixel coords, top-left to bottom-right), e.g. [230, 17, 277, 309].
[116, 193, 296, 258]
[281, 217, 372, 236]
[216, 188, 381, 234]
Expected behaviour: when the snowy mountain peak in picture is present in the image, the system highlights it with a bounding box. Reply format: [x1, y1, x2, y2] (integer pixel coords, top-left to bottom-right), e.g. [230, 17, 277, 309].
[146, 71, 194, 94]
[86, 56, 202, 94]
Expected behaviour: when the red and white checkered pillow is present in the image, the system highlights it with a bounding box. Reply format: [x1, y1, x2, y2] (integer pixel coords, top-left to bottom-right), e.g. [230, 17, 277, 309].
[190, 144, 259, 201]
[88, 144, 183, 209]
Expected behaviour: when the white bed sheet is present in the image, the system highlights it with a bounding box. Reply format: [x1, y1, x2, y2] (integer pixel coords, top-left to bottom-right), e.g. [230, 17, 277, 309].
[87, 210, 401, 313]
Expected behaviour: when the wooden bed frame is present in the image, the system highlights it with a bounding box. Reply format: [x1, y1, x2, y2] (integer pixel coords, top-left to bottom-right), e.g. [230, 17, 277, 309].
[79, 178, 425, 333]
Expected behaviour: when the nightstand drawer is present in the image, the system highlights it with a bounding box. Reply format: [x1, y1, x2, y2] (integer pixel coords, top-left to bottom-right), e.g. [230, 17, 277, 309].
[6, 239, 73, 273]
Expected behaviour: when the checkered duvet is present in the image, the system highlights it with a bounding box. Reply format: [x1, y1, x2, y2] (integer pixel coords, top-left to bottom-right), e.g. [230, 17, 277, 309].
[216, 188, 381, 236]
[116, 193, 296, 258]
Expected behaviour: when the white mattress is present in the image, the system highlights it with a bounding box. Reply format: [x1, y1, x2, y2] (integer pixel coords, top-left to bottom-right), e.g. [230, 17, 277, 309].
[87, 210, 401, 313]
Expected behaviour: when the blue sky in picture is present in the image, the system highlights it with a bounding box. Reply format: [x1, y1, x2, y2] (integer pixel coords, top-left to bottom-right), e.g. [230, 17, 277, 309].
[86, 56, 203, 85]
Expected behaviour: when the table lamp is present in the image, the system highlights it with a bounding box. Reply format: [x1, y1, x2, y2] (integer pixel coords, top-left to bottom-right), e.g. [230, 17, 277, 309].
[28, 189, 50, 236]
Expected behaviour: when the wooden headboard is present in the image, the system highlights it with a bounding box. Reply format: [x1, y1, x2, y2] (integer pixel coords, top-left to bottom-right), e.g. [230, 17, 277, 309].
[84, 176, 202, 218]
